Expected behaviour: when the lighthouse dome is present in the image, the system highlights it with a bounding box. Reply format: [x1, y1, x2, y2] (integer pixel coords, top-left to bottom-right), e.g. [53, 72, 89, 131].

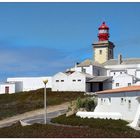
[98, 22, 109, 30]
[98, 21, 110, 41]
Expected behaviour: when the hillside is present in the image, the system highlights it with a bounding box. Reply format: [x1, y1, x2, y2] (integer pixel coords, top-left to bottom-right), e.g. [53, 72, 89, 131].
[0, 88, 85, 120]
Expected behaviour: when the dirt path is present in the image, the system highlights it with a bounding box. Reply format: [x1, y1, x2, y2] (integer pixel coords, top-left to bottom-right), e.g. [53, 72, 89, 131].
[0, 102, 69, 127]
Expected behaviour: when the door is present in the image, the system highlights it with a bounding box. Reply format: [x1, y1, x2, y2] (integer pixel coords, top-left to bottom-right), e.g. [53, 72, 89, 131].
[5, 86, 9, 94]
[99, 82, 103, 91]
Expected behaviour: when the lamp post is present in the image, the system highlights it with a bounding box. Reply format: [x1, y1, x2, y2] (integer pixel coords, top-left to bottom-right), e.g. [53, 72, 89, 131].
[43, 79, 48, 124]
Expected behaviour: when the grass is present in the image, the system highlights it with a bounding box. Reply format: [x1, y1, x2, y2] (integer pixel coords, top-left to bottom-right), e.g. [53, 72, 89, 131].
[0, 116, 140, 138]
[50, 114, 140, 138]
[0, 88, 86, 120]
[0, 122, 90, 138]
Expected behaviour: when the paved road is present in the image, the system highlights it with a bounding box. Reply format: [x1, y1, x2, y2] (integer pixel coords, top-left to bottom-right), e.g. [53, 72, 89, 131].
[21, 109, 67, 125]
[0, 102, 69, 128]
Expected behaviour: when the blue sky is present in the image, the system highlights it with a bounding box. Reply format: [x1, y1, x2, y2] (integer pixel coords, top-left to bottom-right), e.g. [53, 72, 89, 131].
[0, 2, 140, 81]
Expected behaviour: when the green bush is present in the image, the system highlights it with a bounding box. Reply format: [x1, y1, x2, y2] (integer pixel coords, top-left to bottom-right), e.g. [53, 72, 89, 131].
[76, 97, 96, 111]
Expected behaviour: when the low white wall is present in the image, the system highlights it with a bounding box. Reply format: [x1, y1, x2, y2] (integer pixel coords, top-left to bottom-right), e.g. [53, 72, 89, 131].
[76, 111, 122, 120]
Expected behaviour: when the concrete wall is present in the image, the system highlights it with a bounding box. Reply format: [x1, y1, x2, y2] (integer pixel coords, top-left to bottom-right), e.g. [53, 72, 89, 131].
[74, 66, 93, 75]
[52, 72, 69, 91]
[0, 83, 15, 94]
[108, 70, 126, 77]
[112, 74, 133, 89]
[15, 82, 23, 92]
[7, 77, 52, 92]
[52, 72, 86, 92]
[94, 47, 108, 64]
[93, 66, 106, 76]
[68, 72, 86, 91]
[75, 65, 107, 76]
[136, 70, 140, 78]
[74, 67, 82, 73]
[127, 69, 136, 76]
[94, 91, 140, 121]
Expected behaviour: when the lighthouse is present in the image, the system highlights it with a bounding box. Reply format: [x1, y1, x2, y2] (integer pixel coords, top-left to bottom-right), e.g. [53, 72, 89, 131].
[93, 22, 115, 64]
[98, 21, 109, 41]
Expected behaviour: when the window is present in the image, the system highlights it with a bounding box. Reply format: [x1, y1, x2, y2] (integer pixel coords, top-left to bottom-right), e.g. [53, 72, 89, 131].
[121, 98, 124, 104]
[99, 50, 102, 54]
[101, 98, 103, 104]
[61, 80, 64, 82]
[82, 68, 86, 73]
[97, 70, 100, 76]
[73, 80, 76, 82]
[116, 83, 119, 87]
[114, 72, 115, 75]
[128, 83, 131, 86]
[120, 72, 122, 74]
[78, 79, 81, 82]
[128, 100, 131, 109]
[109, 98, 111, 103]
[56, 80, 59, 82]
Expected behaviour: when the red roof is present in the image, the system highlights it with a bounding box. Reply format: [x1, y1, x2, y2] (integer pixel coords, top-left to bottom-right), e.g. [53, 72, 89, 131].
[98, 22, 109, 30]
[96, 85, 140, 94]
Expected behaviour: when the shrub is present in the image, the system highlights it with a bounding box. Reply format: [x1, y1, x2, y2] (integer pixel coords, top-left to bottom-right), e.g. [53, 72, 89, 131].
[75, 97, 96, 111]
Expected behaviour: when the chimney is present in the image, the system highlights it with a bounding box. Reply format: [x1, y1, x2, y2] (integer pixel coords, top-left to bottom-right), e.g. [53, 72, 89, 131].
[118, 54, 122, 64]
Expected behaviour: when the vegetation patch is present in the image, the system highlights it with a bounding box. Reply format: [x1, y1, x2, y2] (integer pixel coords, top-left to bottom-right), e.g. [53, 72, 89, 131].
[76, 97, 97, 111]
[66, 97, 97, 117]
[0, 88, 87, 120]
[0, 122, 90, 138]
[0, 117, 140, 138]
[51, 114, 140, 138]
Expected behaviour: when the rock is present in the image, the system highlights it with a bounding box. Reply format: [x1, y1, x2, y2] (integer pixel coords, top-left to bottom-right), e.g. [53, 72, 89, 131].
[66, 110, 75, 117]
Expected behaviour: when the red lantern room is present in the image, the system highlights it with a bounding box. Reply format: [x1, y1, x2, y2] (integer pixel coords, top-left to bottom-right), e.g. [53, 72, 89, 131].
[98, 22, 110, 41]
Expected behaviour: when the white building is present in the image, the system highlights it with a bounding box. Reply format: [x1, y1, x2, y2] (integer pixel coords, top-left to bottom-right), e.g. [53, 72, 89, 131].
[52, 71, 92, 92]
[77, 85, 140, 129]
[6, 76, 52, 92]
[55, 23, 140, 92]
[0, 81, 22, 94]
[94, 86, 140, 121]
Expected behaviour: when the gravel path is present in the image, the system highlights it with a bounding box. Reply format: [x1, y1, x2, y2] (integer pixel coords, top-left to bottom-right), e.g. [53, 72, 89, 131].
[0, 102, 69, 128]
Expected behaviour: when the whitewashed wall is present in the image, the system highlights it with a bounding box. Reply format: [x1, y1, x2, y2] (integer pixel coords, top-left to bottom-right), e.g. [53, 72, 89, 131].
[112, 74, 133, 89]
[52, 72, 69, 91]
[74, 66, 93, 75]
[136, 70, 140, 78]
[74, 67, 82, 73]
[74, 65, 107, 76]
[7, 77, 52, 92]
[15, 82, 23, 92]
[68, 72, 86, 91]
[94, 91, 140, 121]
[127, 69, 136, 76]
[0, 83, 15, 94]
[52, 71, 87, 92]
[93, 66, 107, 76]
